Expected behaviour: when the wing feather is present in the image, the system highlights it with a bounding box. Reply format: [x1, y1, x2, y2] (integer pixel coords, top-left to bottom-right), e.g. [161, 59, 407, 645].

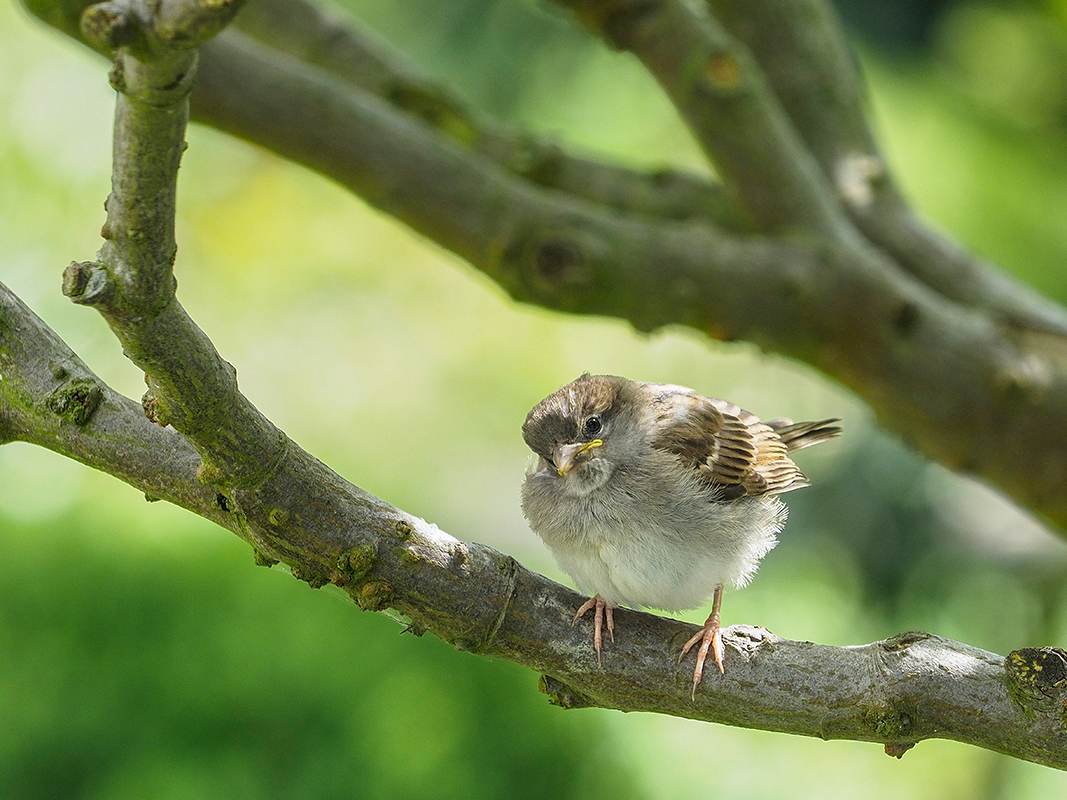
[645, 384, 839, 499]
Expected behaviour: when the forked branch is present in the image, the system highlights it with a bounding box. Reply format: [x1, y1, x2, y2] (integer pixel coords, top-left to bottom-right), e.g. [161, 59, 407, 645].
[3, 0, 1066, 771]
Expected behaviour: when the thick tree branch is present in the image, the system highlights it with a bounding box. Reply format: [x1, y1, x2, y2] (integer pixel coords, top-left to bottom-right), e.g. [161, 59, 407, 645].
[27, 0, 739, 224]
[233, 0, 741, 225]
[2, 282, 1066, 768]
[555, 0, 850, 235]
[0, 285, 226, 521]
[711, 0, 1067, 337]
[62, 0, 288, 488]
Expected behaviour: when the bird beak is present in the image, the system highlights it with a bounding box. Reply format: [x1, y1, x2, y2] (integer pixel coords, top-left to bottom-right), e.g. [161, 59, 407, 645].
[554, 440, 603, 476]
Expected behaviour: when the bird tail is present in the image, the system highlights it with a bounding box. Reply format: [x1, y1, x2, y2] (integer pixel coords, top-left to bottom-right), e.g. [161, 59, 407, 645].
[766, 418, 842, 453]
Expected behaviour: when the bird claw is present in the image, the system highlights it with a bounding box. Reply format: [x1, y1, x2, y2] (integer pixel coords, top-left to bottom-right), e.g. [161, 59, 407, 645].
[678, 584, 725, 698]
[679, 622, 724, 698]
[573, 595, 614, 665]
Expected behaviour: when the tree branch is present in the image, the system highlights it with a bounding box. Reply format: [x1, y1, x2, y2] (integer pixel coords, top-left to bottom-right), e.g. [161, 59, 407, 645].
[64, 0, 288, 488]
[2, 281, 1066, 768]
[4, 0, 1067, 768]
[0, 284, 226, 522]
[710, 0, 1067, 337]
[233, 0, 741, 225]
[555, 0, 848, 235]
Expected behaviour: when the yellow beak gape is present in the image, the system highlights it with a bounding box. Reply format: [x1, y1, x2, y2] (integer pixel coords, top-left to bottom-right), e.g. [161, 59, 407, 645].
[555, 439, 604, 476]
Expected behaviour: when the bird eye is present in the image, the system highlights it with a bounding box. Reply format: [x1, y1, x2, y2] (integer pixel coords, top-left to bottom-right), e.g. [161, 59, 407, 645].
[583, 415, 603, 436]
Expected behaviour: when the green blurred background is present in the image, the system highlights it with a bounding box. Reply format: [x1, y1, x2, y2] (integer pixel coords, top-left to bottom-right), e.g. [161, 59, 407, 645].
[2, 0, 1067, 796]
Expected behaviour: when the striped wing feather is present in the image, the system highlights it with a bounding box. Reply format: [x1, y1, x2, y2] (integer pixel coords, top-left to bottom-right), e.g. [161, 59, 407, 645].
[647, 384, 840, 500]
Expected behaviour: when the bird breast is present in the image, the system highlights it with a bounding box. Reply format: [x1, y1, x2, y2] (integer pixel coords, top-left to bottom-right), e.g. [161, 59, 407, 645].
[521, 455, 784, 611]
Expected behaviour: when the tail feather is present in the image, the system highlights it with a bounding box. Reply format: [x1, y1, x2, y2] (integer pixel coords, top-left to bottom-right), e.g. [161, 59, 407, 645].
[766, 418, 842, 453]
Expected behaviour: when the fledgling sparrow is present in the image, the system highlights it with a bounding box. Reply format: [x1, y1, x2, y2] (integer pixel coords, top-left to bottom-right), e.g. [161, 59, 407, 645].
[520, 374, 840, 695]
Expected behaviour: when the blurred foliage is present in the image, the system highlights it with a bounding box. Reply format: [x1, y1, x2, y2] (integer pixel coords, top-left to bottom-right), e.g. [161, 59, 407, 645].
[0, 510, 642, 800]
[833, 0, 962, 48]
[2, 0, 1067, 797]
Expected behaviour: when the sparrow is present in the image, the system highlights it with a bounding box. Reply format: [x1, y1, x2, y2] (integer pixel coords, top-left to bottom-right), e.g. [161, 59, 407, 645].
[520, 374, 840, 695]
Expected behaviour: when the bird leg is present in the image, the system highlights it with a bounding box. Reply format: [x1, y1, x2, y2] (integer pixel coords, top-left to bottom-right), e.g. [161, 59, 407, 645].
[679, 584, 725, 697]
[573, 594, 614, 665]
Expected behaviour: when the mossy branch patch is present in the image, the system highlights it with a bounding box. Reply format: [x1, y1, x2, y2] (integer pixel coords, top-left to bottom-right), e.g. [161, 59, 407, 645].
[47, 377, 103, 426]
[1007, 648, 1067, 695]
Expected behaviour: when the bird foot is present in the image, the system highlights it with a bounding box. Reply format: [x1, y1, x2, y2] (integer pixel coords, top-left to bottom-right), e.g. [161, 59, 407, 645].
[679, 616, 724, 698]
[573, 595, 614, 665]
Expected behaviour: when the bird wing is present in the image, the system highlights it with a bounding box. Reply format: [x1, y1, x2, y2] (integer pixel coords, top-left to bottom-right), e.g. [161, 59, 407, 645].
[645, 384, 817, 500]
